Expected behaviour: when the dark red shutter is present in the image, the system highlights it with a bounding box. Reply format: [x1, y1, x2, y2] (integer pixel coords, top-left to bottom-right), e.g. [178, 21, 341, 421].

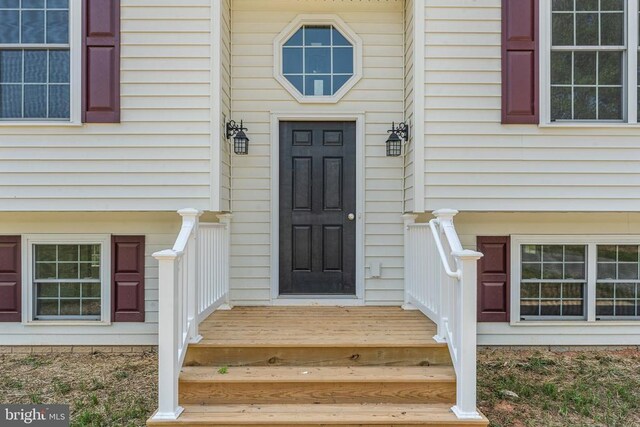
[502, 0, 539, 124]
[477, 236, 510, 322]
[111, 236, 145, 322]
[82, 0, 121, 123]
[0, 236, 21, 322]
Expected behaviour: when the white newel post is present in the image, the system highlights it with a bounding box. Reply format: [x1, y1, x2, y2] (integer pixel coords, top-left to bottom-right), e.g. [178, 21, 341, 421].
[217, 214, 233, 310]
[451, 249, 483, 420]
[432, 209, 460, 342]
[402, 214, 418, 310]
[178, 209, 203, 344]
[152, 249, 183, 420]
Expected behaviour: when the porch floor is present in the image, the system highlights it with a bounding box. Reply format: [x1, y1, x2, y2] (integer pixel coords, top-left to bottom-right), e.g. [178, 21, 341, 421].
[196, 306, 440, 347]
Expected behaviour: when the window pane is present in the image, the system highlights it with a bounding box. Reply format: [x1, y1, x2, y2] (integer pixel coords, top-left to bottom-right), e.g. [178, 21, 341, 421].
[82, 299, 101, 316]
[24, 50, 47, 83]
[304, 75, 331, 96]
[520, 301, 539, 316]
[23, 84, 47, 118]
[58, 262, 78, 279]
[543, 245, 563, 262]
[565, 263, 585, 280]
[598, 87, 622, 120]
[36, 262, 56, 279]
[60, 299, 80, 316]
[333, 47, 353, 74]
[551, 51, 572, 84]
[552, 0, 572, 11]
[333, 74, 351, 93]
[598, 245, 617, 262]
[21, 10, 45, 43]
[522, 245, 542, 262]
[541, 283, 561, 298]
[615, 300, 636, 316]
[563, 299, 584, 316]
[58, 244, 78, 261]
[599, 51, 622, 85]
[618, 245, 638, 262]
[83, 283, 101, 298]
[618, 263, 639, 280]
[597, 283, 614, 298]
[49, 50, 69, 83]
[284, 28, 303, 47]
[596, 299, 614, 316]
[46, 10, 68, 44]
[574, 51, 596, 85]
[47, 0, 69, 7]
[597, 262, 616, 279]
[79, 262, 100, 280]
[0, 50, 23, 83]
[0, 0, 20, 7]
[283, 48, 303, 74]
[543, 263, 563, 279]
[48, 84, 69, 118]
[564, 283, 584, 298]
[0, 10, 20, 43]
[60, 282, 80, 298]
[521, 283, 539, 298]
[304, 47, 331, 74]
[565, 245, 586, 262]
[616, 283, 636, 298]
[601, 0, 624, 11]
[37, 283, 58, 297]
[574, 87, 597, 119]
[23, 0, 45, 8]
[601, 13, 624, 45]
[332, 28, 350, 46]
[284, 75, 303, 93]
[37, 299, 58, 316]
[522, 263, 542, 279]
[305, 26, 330, 46]
[551, 87, 572, 120]
[552, 13, 574, 45]
[540, 300, 561, 316]
[576, 13, 599, 46]
[0, 84, 21, 118]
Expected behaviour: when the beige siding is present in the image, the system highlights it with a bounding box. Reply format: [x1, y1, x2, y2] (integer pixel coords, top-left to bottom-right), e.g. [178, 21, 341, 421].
[0, 212, 180, 345]
[0, 0, 213, 212]
[219, 0, 233, 211]
[230, 0, 406, 305]
[404, 0, 415, 213]
[424, 0, 640, 212]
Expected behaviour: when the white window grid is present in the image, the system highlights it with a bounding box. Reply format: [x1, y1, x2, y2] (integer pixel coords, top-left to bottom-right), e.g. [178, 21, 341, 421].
[33, 243, 102, 321]
[550, 1, 627, 121]
[282, 25, 354, 96]
[0, 0, 70, 120]
[520, 244, 587, 320]
[596, 244, 640, 319]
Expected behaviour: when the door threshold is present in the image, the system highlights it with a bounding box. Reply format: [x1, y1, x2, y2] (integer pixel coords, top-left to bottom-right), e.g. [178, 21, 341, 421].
[272, 297, 364, 306]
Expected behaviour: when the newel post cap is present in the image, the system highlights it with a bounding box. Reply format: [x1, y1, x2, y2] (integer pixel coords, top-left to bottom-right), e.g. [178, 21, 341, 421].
[402, 214, 418, 225]
[153, 249, 179, 261]
[432, 209, 459, 221]
[452, 249, 483, 261]
[177, 208, 203, 218]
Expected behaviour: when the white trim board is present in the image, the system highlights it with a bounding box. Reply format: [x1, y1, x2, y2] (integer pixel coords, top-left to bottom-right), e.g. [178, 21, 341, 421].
[210, 0, 223, 211]
[269, 112, 366, 305]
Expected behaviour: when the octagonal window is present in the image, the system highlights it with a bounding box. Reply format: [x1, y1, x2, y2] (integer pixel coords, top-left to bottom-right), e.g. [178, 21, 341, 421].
[282, 25, 354, 97]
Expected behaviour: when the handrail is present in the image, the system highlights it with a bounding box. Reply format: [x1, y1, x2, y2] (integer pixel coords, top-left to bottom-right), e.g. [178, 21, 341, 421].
[404, 209, 483, 421]
[427, 219, 461, 280]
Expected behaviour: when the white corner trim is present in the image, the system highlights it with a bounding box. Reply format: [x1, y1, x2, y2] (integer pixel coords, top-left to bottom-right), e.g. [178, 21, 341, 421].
[412, 0, 426, 213]
[269, 112, 366, 305]
[273, 14, 363, 104]
[210, 0, 223, 212]
[21, 234, 112, 326]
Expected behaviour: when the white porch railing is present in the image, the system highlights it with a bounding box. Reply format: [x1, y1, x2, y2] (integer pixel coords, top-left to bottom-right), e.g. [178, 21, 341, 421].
[152, 209, 231, 420]
[404, 209, 483, 420]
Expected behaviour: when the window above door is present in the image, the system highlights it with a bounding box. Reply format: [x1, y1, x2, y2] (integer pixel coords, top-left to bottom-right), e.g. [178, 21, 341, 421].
[274, 15, 363, 104]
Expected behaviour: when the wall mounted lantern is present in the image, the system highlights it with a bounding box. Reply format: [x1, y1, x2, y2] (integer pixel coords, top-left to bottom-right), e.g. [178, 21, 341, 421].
[226, 120, 250, 155]
[385, 122, 409, 157]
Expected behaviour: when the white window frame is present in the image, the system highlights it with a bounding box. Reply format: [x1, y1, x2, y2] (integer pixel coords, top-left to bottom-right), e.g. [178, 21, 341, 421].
[273, 14, 363, 104]
[511, 235, 640, 326]
[539, 0, 640, 126]
[22, 234, 111, 325]
[0, 0, 82, 126]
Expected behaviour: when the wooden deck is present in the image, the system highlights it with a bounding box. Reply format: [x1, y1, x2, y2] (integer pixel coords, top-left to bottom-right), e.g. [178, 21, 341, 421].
[195, 306, 440, 347]
[148, 307, 488, 426]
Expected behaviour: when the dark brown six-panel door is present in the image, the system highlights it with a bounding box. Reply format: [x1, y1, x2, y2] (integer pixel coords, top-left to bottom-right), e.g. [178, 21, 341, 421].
[279, 121, 356, 295]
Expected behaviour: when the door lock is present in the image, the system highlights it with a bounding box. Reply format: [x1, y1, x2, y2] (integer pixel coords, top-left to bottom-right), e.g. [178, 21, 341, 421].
[347, 213, 355, 221]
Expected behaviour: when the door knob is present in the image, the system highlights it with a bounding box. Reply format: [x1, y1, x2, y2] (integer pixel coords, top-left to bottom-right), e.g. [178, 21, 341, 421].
[347, 213, 355, 221]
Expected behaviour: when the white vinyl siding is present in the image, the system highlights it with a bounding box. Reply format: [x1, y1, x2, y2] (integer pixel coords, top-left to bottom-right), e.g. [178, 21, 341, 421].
[230, 0, 405, 305]
[0, 0, 213, 211]
[0, 211, 179, 345]
[423, 0, 640, 212]
[404, 0, 415, 213]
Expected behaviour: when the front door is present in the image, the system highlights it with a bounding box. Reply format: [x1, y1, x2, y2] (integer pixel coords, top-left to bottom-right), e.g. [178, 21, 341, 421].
[279, 121, 356, 295]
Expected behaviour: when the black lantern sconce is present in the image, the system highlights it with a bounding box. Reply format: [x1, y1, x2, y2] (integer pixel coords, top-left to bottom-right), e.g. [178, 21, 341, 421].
[226, 120, 250, 155]
[385, 122, 409, 157]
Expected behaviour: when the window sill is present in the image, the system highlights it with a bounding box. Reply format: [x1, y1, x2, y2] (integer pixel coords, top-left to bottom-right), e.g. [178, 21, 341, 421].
[539, 122, 640, 129]
[511, 320, 640, 327]
[0, 121, 83, 127]
[23, 320, 111, 326]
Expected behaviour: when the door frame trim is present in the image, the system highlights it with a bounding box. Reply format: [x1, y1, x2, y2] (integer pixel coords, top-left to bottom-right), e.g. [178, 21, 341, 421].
[269, 112, 365, 305]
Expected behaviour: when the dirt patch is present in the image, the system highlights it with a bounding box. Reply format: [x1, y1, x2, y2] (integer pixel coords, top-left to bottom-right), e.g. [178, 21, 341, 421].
[0, 351, 157, 427]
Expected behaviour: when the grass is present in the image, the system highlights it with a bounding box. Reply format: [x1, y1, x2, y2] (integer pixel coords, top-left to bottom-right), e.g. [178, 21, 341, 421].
[0, 351, 157, 427]
[0, 348, 638, 426]
[478, 349, 640, 427]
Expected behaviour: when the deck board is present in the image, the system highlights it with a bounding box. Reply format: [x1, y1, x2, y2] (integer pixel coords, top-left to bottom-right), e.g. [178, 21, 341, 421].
[196, 307, 439, 347]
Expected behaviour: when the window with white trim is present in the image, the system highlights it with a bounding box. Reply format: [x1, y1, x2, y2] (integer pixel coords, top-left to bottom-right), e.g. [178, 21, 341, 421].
[25, 235, 110, 323]
[549, 0, 637, 122]
[0, 0, 71, 120]
[515, 237, 640, 322]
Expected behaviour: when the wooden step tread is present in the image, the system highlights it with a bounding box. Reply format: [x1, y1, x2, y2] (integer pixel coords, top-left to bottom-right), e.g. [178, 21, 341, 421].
[180, 366, 456, 383]
[147, 404, 489, 426]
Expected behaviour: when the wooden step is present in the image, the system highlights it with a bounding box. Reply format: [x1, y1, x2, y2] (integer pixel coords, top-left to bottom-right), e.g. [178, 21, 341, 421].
[184, 344, 452, 367]
[178, 366, 456, 405]
[147, 403, 489, 426]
